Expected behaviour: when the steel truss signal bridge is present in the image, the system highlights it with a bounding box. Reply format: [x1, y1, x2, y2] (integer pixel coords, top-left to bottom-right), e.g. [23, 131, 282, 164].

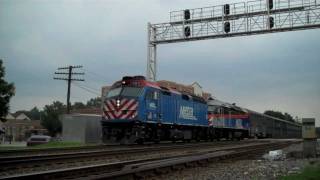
[147, 0, 320, 81]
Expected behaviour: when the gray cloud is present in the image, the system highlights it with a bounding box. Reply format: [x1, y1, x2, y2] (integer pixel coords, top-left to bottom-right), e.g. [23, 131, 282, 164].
[0, 0, 319, 126]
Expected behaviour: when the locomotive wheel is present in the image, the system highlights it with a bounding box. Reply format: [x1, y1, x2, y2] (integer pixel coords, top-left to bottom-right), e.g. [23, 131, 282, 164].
[136, 138, 144, 145]
[153, 139, 160, 144]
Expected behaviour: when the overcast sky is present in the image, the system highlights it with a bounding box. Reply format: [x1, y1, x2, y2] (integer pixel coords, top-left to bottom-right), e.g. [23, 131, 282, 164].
[1, 0, 319, 126]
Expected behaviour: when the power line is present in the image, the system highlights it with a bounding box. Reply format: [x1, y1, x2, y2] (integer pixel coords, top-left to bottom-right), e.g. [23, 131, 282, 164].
[73, 81, 100, 93]
[84, 69, 109, 83]
[53, 65, 85, 114]
[72, 82, 100, 96]
[76, 82, 100, 92]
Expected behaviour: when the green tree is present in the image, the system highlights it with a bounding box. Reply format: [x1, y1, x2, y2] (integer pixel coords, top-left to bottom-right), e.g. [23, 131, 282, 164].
[86, 97, 101, 108]
[264, 110, 284, 119]
[0, 60, 15, 122]
[27, 107, 41, 120]
[264, 110, 294, 122]
[41, 101, 66, 136]
[72, 102, 86, 110]
[284, 112, 294, 122]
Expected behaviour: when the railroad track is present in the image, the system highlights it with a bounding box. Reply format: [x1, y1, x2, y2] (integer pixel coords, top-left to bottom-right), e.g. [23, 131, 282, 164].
[0, 140, 253, 157]
[0, 140, 264, 165]
[0, 143, 143, 157]
[0, 140, 259, 176]
[0, 140, 299, 179]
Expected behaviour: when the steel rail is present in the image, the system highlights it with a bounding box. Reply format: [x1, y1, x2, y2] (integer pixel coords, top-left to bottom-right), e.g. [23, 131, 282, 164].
[92, 142, 293, 180]
[0, 141, 298, 180]
[0, 140, 261, 166]
[0, 140, 238, 157]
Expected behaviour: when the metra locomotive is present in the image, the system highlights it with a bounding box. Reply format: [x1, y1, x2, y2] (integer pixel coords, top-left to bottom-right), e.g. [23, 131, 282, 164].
[101, 76, 301, 144]
[102, 76, 208, 144]
[207, 99, 250, 140]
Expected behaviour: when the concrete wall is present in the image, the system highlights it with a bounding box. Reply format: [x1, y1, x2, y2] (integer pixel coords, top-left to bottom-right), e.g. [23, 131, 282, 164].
[62, 114, 102, 144]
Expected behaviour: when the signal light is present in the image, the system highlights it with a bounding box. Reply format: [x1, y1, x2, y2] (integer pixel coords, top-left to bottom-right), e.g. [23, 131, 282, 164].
[224, 4, 230, 15]
[184, 26, 191, 37]
[184, 9, 190, 20]
[269, 16, 274, 28]
[269, 0, 273, 10]
[224, 22, 230, 33]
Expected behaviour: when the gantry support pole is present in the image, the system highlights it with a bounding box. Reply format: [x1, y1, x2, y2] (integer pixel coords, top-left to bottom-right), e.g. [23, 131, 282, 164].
[147, 23, 157, 81]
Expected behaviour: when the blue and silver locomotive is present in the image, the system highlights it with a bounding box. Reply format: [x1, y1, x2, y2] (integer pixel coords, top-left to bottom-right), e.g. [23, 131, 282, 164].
[102, 75, 301, 144]
[102, 76, 208, 144]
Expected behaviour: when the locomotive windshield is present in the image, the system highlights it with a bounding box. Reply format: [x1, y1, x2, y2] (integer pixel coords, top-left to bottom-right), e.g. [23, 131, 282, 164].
[106, 87, 122, 98]
[106, 87, 142, 98]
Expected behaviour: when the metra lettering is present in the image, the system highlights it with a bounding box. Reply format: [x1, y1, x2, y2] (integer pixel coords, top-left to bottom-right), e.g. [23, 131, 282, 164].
[149, 102, 157, 109]
[179, 106, 197, 120]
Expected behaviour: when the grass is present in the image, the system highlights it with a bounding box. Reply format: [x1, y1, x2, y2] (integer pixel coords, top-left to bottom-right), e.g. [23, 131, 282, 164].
[31, 141, 86, 148]
[280, 163, 320, 180]
[0, 146, 26, 150]
[0, 141, 97, 151]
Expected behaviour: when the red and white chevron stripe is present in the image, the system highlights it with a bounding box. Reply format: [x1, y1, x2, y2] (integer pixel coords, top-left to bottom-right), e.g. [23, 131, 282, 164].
[103, 98, 138, 120]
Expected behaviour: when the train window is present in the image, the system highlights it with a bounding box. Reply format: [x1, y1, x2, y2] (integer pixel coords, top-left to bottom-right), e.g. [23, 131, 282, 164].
[161, 91, 171, 96]
[208, 106, 216, 112]
[192, 96, 206, 103]
[154, 92, 159, 99]
[182, 94, 189, 100]
[146, 92, 152, 99]
[146, 91, 158, 100]
[212, 107, 222, 114]
[121, 87, 142, 97]
[223, 107, 230, 114]
[106, 88, 122, 98]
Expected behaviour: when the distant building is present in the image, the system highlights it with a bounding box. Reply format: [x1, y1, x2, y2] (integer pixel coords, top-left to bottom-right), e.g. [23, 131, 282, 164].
[61, 86, 108, 144]
[191, 82, 203, 97]
[15, 113, 31, 121]
[61, 114, 102, 144]
[316, 127, 320, 138]
[1, 113, 47, 142]
[101, 85, 111, 99]
[71, 108, 102, 115]
[5, 114, 15, 120]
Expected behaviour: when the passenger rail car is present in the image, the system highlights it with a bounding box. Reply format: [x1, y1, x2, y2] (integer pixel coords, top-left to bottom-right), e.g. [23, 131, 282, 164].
[248, 110, 301, 138]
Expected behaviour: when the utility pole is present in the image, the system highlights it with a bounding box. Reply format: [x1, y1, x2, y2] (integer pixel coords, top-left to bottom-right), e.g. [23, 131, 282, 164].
[54, 65, 84, 114]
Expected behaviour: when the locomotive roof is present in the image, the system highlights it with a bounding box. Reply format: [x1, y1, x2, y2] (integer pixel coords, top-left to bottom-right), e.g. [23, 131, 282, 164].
[207, 99, 247, 112]
[114, 76, 209, 97]
[247, 109, 301, 126]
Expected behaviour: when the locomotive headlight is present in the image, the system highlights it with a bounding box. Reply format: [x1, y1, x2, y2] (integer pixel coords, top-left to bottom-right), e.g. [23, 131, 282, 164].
[116, 99, 120, 107]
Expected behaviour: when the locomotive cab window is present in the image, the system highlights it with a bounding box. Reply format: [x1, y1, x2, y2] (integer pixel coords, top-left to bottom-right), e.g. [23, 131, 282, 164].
[106, 88, 122, 98]
[146, 90, 158, 100]
[121, 87, 142, 97]
[106, 87, 142, 98]
[208, 105, 221, 114]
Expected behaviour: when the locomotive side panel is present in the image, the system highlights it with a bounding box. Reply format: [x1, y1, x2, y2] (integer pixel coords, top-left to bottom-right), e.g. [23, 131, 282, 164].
[159, 91, 177, 125]
[176, 95, 207, 127]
